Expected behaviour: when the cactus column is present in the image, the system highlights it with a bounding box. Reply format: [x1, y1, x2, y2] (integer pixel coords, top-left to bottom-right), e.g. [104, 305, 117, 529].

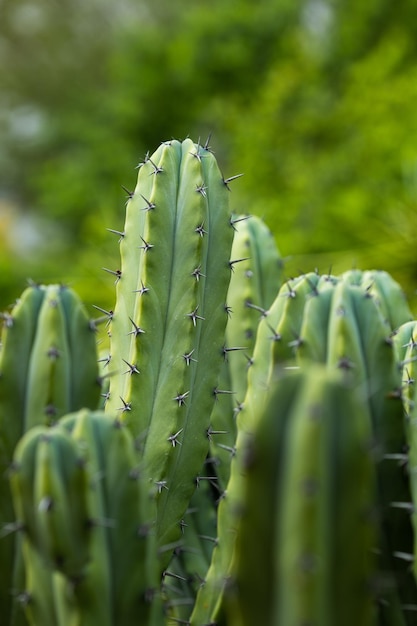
[105, 139, 234, 561]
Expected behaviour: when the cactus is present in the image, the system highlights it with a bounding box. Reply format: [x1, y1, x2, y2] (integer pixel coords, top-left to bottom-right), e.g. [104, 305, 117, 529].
[209, 214, 284, 492]
[104, 139, 234, 566]
[0, 283, 100, 625]
[229, 366, 377, 626]
[192, 270, 414, 624]
[2, 136, 417, 626]
[10, 409, 163, 626]
[342, 269, 413, 330]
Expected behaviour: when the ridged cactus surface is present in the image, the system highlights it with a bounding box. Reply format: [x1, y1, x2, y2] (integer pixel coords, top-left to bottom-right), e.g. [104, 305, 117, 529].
[0, 283, 100, 626]
[230, 366, 377, 626]
[104, 138, 234, 563]
[10, 409, 163, 626]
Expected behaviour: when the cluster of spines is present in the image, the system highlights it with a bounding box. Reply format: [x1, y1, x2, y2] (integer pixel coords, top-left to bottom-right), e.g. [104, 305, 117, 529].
[102, 138, 235, 567]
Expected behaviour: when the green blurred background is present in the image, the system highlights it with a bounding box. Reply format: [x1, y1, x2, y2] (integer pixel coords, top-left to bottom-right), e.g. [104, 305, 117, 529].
[1, 0, 417, 315]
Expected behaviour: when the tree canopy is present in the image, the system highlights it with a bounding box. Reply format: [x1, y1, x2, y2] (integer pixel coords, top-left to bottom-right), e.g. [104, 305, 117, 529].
[1, 0, 417, 310]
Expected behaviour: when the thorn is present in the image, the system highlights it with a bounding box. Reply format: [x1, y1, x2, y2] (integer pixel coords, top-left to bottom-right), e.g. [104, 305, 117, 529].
[266, 322, 281, 342]
[118, 397, 131, 413]
[0, 521, 25, 538]
[233, 401, 244, 416]
[207, 425, 228, 441]
[223, 173, 244, 190]
[163, 570, 188, 582]
[186, 306, 205, 326]
[203, 133, 213, 152]
[101, 391, 110, 405]
[0, 312, 14, 328]
[245, 354, 254, 369]
[128, 317, 145, 338]
[222, 345, 247, 361]
[393, 551, 414, 562]
[213, 387, 235, 399]
[245, 301, 268, 317]
[230, 214, 251, 230]
[288, 334, 303, 349]
[98, 354, 111, 367]
[121, 185, 134, 200]
[190, 141, 204, 162]
[195, 475, 218, 488]
[102, 268, 122, 284]
[196, 183, 208, 197]
[133, 281, 150, 295]
[198, 534, 218, 546]
[229, 257, 249, 271]
[92, 305, 114, 327]
[390, 502, 414, 512]
[216, 443, 237, 457]
[138, 235, 154, 252]
[140, 194, 156, 211]
[106, 228, 125, 242]
[195, 222, 208, 237]
[148, 158, 163, 175]
[191, 266, 206, 281]
[47, 346, 60, 360]
[122, 359, 140, 376]
[174, 391, 190, 406]
[167, 429, 183, 447]
[183, 350, 197, 365]
[280, 281, 297, 299]
[225, 304, 233, 317]
[135, 151, 149, 169]
[155, 480, 168, 493]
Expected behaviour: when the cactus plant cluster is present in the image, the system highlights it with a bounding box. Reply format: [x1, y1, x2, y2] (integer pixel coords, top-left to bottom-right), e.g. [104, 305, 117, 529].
[1, 137, 417, 626]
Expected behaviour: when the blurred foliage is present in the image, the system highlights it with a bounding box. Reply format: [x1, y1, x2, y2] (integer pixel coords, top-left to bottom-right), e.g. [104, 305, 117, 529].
[1, 0, 417, 314]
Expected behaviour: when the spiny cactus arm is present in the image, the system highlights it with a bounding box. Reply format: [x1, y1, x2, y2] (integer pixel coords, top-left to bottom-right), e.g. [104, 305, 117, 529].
[153, 139, 234, 552]
[243, 272, 326, 424]
[0, 285, 44, 624]
[208, 215, 284, 491]
[321, 281, 368, 381]
[60, 410, 163, 626]
[24, 286, 72, 428]
[343, 269, 413, 331]
[21, 285, 100, 429]
[225, 214, 284, 402]
[231, 367, 377, 626]
[392, 320, 417, 373]
[0, 285, 44, 463]
[9, 426, 76, 626]
[106, 139, 234, 560]
[58, 285, 101, 410]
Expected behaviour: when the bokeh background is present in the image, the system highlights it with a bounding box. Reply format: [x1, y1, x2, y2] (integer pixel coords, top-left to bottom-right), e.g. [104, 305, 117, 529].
[1, 0, 417, 315]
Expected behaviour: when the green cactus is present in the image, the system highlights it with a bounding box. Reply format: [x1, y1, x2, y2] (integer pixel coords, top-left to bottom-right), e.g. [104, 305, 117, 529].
[209, 214, 284, 492]
[10, 409, 163, 626]
[0, 283, 100, 625]
[229, 366, 377, 626]
[192, 270, 414, 625]
[342, 269, 413, 330]
[104, 139, 234, 565]
[2, 135, 417, 626]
